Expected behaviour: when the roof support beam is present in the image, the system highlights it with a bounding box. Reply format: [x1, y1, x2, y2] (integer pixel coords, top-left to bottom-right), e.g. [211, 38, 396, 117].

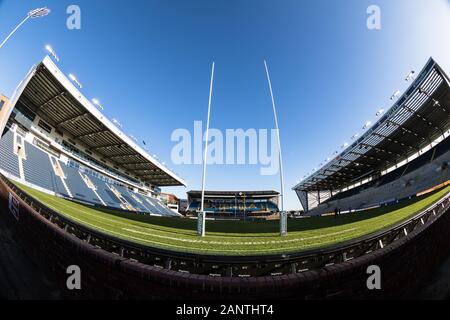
[371, 132, 419, 153]
[37, 91, 66, 111]
[402, 104, 445, 134]
[133, 169, 161, 174]
[107, 152, 139, 159]
[93, 143, 128, 150]
[349, 150, 367, 157]
[57, 112, 90, 127]
[73, 128, 109, 140]
[122, 162, 155, 167]
[386, 120, 429, 144]
[359, 143, 402, 158]
[141, 175, 172, 179]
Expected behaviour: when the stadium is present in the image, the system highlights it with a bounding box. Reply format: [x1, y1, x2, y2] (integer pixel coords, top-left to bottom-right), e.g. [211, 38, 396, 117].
[1, 52, 450, 300]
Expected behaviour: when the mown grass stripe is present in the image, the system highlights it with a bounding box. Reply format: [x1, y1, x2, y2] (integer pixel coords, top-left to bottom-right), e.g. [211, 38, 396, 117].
[12, 180, 450, 256]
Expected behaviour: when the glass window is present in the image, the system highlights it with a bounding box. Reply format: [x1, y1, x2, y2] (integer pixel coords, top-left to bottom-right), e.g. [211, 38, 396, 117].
[38, 119, 52, 134]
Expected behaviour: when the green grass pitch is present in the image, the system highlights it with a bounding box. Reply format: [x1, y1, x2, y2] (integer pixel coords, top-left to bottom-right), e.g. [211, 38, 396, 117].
[12, 181, 450, 256]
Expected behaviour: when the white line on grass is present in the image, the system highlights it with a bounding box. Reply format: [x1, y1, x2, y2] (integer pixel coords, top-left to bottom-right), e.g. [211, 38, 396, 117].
[122, 227, 359, 246]
[21, 189, 362, 253]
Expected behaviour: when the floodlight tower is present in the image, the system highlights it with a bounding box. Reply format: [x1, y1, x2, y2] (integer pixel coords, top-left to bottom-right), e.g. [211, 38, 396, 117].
[0, 8, 50, 49]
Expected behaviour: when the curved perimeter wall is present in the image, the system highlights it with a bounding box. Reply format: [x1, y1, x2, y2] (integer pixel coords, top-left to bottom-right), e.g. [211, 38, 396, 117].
[1, 177, 450, 299]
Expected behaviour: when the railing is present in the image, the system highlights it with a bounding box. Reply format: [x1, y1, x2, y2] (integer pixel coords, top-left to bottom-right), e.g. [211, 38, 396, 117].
[62, 147, 143, 189]
[2, 172, 449, 278]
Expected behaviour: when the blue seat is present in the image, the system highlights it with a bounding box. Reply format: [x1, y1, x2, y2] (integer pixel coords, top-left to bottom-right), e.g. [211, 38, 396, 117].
[23, 142, 58, 191]
[0, 130, 20, 177]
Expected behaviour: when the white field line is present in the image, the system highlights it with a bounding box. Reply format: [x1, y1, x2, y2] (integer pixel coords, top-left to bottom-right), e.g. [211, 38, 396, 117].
[23, 190, 363, 253]
[36, 193, 358, 253]
[50, 196, 354, 243]
[20, 184, 450, 253]
[122, 227, 358, 246]
[35, 192, 194, 235]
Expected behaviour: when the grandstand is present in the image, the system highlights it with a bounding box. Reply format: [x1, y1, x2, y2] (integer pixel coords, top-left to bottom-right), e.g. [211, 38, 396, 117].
[294, 57, 450, 216]
[0, 56, 184, 217]
[186, 190, 280, 218]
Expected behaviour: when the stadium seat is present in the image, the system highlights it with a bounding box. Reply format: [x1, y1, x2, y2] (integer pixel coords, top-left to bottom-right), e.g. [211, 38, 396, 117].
[0, 130, 20, 178]
[60, 162, 101, 202]
[23, 142, 59, 191]
[307, 134, 450, 216]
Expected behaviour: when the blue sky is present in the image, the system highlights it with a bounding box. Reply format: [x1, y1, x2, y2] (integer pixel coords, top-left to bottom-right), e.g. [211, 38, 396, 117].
[1, 0, 450, 210]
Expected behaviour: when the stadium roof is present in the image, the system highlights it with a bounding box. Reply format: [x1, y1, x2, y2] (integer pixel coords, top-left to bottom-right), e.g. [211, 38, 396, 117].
[294, 57, 450, 192]
[10, 56, 185, 187]
[187, 190, 280, 198]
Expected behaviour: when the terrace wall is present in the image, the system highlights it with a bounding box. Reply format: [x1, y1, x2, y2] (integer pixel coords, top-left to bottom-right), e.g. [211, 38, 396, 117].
[1, 176, 450, 299]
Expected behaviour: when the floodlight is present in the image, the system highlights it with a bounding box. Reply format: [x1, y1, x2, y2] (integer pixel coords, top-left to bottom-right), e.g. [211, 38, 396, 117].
[405, 70, 415, 82]
[68, 73, 82, 88]
[363, 121, 372, 130]
[91, 98, 104, 110]
[28, 7, 51, 18]
[390, 90, 401, 101]
[112, 118, 122, 128]
[45, 45, 60, 62]
[376, 108, 385, 116]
